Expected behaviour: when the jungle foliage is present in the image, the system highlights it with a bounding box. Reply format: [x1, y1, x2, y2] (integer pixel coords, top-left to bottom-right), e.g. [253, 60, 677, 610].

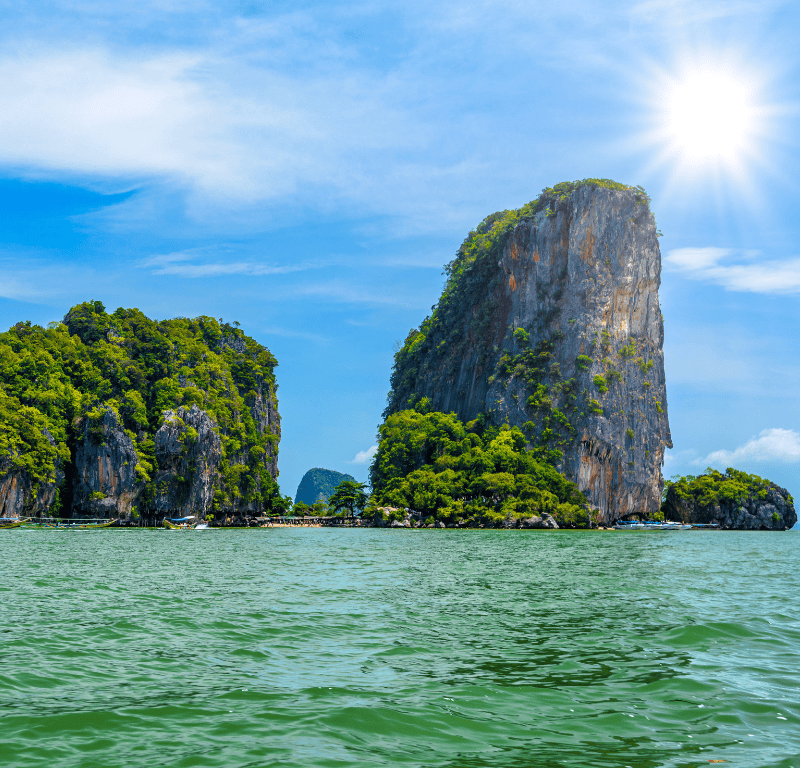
[662, 468, 790, 508]
[369, 404, 592, 528]
[0, 301, 283, 512]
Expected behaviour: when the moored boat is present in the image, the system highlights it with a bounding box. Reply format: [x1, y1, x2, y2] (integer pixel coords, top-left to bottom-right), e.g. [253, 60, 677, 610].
[162, 516, 209, 530]
[0, 518, 26, 529]
[24, 518, 116, 529]
[613, 520, 646, 530]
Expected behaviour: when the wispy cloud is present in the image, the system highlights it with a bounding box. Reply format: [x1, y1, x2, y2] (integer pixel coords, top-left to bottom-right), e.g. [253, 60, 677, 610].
[139, 251, 311, 278]
[698, 428, 800, 467]
[631, 0, 783, 24]
[350, 445, 378, 464]
[0, 42, 479, 231]
[0, 255, 106, 301]
[295, 281, 427, 307]
[260, 325, 328, 343]
[665, 247, 800, 294]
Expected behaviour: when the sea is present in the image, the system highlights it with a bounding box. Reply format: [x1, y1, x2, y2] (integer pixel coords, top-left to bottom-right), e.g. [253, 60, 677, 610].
[1, 528, 798, 768]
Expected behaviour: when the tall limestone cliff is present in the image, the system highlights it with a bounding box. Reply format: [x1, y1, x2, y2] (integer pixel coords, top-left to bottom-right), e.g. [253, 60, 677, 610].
[385, 180, 671, 523]
[73, 406, 141, 517]
[152, 405, 221, 517]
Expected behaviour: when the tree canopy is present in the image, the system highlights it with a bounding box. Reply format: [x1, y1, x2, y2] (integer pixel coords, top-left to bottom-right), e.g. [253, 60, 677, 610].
[0, 301, 283, 514]
[328, 480, 369, 516]
[369, 406, 592, 527]
[663, 467, 792, 508]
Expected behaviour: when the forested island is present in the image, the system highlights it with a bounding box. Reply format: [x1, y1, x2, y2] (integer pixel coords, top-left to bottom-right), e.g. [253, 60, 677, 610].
[1, 181, 796, 530]
[0, 301, 283, 524]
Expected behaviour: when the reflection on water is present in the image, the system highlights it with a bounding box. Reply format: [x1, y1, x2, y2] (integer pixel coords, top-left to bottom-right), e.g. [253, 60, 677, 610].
[0, 528, 798, 767]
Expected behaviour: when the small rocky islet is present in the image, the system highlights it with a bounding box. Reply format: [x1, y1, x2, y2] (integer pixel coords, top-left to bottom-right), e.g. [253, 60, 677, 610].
[0, 180, 795, 530]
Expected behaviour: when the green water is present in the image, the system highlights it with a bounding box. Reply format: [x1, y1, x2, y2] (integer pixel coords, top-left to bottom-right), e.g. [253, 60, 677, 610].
[1, 529, 798, 768]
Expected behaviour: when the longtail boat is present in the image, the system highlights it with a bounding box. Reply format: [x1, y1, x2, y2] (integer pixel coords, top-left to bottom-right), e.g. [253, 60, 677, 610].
[26, 518, 116, 529]
[163, 516, 196, 530]
[0, 518, 26, 529]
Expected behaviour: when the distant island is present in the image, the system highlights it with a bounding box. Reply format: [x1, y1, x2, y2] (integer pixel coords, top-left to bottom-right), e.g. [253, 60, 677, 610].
[295, 468, 356, 506]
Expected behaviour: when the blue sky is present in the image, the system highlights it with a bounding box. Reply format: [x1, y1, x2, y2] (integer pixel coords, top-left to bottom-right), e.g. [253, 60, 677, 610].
[0, 0, 799, 502]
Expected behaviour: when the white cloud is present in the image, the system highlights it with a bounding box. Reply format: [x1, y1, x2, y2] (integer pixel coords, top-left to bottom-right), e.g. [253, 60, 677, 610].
[631, 0, 782, 25]
[698, 428, 800, 467]
[139, 251, 311, 277]
[0, 43, 478, 230]
[665, 247, 800, 294]
[295, 281, 426, 308]
[351, 445, 378, 464]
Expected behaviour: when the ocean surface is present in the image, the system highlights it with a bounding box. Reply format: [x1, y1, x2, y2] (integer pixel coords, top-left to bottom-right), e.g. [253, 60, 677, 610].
[1, 528, 798, 768]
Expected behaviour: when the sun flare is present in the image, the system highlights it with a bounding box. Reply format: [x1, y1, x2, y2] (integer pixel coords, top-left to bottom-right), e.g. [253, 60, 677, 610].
[647, 58, 770, 182]
[664, 69, 756, 164]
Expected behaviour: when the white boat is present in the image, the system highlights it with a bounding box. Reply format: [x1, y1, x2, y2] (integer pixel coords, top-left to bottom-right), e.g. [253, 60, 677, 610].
[614, 520, 693, 531]
[613, 520, 646, 530]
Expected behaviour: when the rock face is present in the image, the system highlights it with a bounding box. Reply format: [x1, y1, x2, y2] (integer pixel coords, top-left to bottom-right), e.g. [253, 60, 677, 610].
[295, 468, 357, 505]
[153, 405, 222, 517]
[520, 514, 559, 529]
[386, 183, 671, 523]
[663, 483, 796, 530]
[218, 332, 280, 477]
[73, 407, 141, 518]
[0, 429, 64, 517]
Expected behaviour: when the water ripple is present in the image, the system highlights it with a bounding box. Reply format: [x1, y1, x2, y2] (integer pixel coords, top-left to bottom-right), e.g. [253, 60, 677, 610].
[0, 528, 798, 767]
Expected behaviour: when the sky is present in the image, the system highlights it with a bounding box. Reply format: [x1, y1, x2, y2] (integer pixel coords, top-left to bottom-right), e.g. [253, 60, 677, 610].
[0, 0, 799, 504]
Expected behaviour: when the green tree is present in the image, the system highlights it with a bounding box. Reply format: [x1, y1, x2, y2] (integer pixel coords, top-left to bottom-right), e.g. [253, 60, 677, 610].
[328, 480, 369, 516]
[369, 405, 591, 527]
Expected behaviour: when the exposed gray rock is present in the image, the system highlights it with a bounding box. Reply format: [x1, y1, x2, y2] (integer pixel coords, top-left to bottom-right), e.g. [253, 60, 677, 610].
[73, 406, 140, 518]
[387, 184, 671, 524]
[153, 405, 221, 517]
[521, 513, 560, 529]
[663, 483, 796, 530]
[0, 428, 64, 517]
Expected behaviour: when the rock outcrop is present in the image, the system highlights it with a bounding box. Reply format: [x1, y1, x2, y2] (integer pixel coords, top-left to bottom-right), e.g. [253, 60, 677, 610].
[73, 406, 141, 518]
[663, 482, 796, 530]
[0, 429, 64, 517]
[520, 514, 559, 529]
[153, 405, 222, 517]
[385, 182, 671, 523]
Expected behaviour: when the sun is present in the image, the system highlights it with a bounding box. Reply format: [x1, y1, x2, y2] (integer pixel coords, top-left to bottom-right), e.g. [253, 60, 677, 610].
[642, 56, 772, 184]
[663, 68, 757, 167]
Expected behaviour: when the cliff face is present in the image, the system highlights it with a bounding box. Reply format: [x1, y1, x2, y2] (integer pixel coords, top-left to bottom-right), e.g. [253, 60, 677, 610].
[0, 428, 64, 517]
[663, 483, 796, 530]
[386, 182, 671, 523]
[73, 406, 141, 517]
[153, 405, 221, 517]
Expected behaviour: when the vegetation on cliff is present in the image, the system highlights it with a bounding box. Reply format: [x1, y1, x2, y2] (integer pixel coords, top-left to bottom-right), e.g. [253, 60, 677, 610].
[664, 468, 793, 507]
[0, 301, 282, 515]
[369, 401, 592, 527]
[663, 468, 796, 530]
[387, 179, 651, 420]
